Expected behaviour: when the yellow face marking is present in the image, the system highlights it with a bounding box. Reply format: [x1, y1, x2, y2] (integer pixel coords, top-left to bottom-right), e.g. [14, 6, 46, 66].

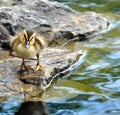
[19, 30, 28, 44]
[29, 33, 36, 45]
[20, 30, 36, 48]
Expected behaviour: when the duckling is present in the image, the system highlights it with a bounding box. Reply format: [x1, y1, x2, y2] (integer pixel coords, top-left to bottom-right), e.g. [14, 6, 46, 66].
[10, 29, 46, 71]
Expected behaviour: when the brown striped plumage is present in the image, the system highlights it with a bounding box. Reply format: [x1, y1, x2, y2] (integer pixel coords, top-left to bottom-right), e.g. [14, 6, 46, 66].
[10, 29, 45, 70]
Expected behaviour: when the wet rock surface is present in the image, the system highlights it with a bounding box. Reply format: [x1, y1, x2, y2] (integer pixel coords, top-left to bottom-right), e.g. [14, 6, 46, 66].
[0, 0, 108, 96]
[0, 48, 84, 95]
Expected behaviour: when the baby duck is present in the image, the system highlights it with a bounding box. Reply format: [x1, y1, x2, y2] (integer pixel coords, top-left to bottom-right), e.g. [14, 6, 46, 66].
[10, 29, 45, 70]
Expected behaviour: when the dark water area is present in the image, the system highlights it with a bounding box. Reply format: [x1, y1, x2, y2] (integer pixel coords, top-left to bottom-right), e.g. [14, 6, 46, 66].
[0, 0, 120, 115]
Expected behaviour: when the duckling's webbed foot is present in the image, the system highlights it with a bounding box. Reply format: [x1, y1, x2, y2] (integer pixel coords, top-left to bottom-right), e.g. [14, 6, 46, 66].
[35, 53, 43, 71]
[35, 63, 43, 71]
[17, 63, 28, 73]
[19, 58, 32, 71]
[17, 59, 34, 73]
[21, 63, 28, 70]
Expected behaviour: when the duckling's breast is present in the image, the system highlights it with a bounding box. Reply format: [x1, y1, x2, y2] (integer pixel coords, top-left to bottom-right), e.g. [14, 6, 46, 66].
[15, 44, 40, 59]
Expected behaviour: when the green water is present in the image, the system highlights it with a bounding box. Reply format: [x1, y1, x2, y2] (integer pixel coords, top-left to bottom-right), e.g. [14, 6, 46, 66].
[1, 0, 120, 115]
[47, 0, 120, 114]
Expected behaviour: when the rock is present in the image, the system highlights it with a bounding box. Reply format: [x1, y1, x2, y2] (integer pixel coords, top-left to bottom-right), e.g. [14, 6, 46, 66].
[0, 0, 108, 45]
[0, 0, 22, 6]
[0, 48, 84, 96]
[0, 0, 108, 96]
[0, 24, 12, 50]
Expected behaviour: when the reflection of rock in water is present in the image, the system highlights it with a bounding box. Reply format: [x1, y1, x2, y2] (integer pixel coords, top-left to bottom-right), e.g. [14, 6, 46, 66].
[15, 101, 49, 115]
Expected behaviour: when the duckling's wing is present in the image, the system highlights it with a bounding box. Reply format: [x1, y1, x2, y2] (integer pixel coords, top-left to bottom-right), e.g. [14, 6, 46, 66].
[10, 35, 20, 49]
[36, 36, 46, 49]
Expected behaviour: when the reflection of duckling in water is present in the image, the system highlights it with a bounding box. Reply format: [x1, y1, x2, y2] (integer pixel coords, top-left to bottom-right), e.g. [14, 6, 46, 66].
[15, 101, 49, 115]
[10, 29, 46, 71]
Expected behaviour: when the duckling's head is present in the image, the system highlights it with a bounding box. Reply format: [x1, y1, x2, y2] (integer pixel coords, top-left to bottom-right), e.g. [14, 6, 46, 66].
[20, 29, 36, 48]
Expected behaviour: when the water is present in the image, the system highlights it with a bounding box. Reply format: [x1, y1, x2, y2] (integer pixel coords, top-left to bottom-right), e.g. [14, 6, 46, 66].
[0, 0, 120, 115]
[47, 0, 120, 115]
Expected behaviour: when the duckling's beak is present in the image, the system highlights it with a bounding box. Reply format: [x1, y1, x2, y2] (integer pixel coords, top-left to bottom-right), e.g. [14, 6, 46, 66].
[25, 41, 30, 48]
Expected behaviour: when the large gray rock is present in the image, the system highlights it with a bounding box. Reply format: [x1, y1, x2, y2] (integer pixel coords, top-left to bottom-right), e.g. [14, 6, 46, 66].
[0, 0, 108, 42]
[0, 49, 84, 96]
[0, 0, 108, 96]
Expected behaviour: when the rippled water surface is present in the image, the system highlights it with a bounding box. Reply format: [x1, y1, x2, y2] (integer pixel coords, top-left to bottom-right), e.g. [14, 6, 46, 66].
[48, 0, 120, 115]
[0, 0, 120, 115]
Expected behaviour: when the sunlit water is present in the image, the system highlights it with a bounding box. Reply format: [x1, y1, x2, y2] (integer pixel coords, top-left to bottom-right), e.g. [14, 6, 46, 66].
[0, 0, 120, 115]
